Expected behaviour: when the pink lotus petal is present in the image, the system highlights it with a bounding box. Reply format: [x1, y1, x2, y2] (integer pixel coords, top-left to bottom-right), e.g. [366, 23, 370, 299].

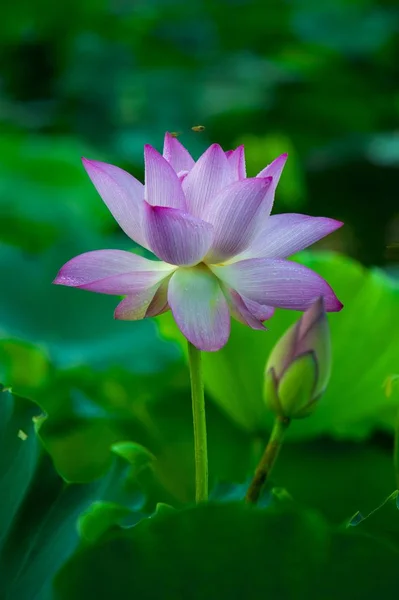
[145, 279, 170, 317]
[182, 144, 235, 218]
[297, 296, 325, 341]
[255, 153, 288, 222]
[203, 177, 272, 263]
[144, 145, 187, 209]
[168, 267, 230, 351]
[296, 297, 331, 397]
[257, 153, 288, 185]
[240, 296, 275, 321]
[143, 203, 213, 266]
[242, 213, 343, 260]
[265, 324, 299, 380]
[267, 297, 331, 398]
[163, 132, 195, 173]
[226, 145, 246, 180]
[114, 288, 159, 320]
[54, 250, 175, 295]
[223, 288, 266, 330]
[82, 158, 147, 248]
[212, 257, 343, 312]
[177, 170, 189, 183]
[114, 279, 170, 320]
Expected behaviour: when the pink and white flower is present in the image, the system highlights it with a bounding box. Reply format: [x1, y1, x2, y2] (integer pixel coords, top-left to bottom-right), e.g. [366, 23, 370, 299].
[54, 133, 343, 351]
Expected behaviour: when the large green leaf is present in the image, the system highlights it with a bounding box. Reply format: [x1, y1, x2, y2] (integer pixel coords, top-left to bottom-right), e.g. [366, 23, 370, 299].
[274, 439, 395, 523]
[0, 386, 40, 548]
[0, 387, 146, 600]
[54, 501, 399, 600]
[158, 251, 399, 439]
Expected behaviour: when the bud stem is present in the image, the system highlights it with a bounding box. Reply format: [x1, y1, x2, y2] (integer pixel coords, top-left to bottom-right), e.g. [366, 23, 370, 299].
[188, 341, 208, 503]
[245, 416, 291, 504]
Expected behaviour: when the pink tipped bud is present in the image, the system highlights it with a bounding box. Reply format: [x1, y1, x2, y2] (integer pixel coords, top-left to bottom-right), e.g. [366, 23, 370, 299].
[264, 297, 331, 419]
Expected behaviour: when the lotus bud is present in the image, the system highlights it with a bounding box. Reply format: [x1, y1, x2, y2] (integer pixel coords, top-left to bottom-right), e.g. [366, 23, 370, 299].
[264, 297, 331, 419]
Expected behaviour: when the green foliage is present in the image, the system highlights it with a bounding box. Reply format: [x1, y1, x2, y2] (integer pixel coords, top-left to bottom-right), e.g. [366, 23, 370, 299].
[54, 499, 399, 600]
[0, 387, 40, 548]
[0, 387, 146, 600]
[78, 501, 140, 544]
[2, 387, 396, 599]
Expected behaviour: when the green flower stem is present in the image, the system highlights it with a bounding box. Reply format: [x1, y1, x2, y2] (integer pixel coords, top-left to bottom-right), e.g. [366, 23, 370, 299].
[188, 341, 208, 503]
[245, 416, 291, 504]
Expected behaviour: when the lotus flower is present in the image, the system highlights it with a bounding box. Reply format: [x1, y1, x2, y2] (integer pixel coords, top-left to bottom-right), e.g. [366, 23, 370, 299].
[264, 297, 331, 419]
[54, 133, 343, 351]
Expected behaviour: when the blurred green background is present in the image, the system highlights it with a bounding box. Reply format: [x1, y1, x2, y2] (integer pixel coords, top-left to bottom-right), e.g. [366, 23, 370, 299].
[1, 0, 399, 526]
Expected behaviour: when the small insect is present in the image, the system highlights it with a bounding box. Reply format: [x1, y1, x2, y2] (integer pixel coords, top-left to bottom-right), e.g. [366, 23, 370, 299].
[18, 429, 28, 441]
[191, 125, 205, 132]
[169, 131, 182, 137]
